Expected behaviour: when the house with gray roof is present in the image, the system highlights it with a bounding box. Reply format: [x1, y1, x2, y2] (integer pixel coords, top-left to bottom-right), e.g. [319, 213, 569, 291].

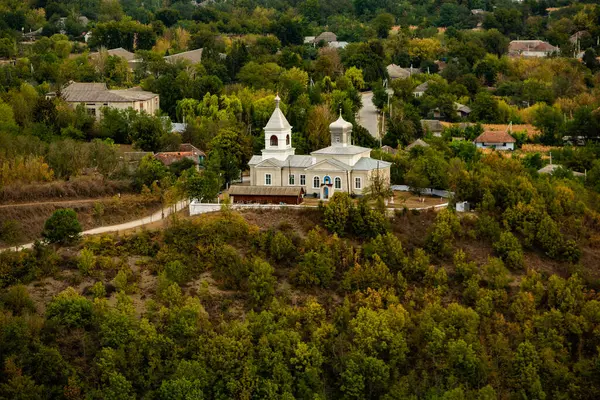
[413, 82, 429, 97]
[164, 48, 203, 64]
[55, 82, 159, 119]
[246, 96, 391, 200]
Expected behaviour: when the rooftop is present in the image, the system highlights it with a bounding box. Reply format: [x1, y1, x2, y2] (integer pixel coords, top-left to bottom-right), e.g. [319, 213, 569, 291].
[228, 185, 304, 197]
[352, 157, 392, 171]
[406, 139, 430, 150]
[474, 131, 516, 143]
[164, 48, 203, 64]
[60, 82, 158, 103]
[538, 164, 585, 177]
[264, 96, 292, 130]
[311, 144, 371, 156]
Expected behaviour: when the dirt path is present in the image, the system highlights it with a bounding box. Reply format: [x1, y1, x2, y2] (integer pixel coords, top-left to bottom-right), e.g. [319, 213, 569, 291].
[0, 200, 189, 253]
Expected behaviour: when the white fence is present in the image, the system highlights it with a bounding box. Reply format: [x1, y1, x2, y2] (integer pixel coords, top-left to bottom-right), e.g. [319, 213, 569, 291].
[189, 199, 448, 216]
[391, 185, 454, 198]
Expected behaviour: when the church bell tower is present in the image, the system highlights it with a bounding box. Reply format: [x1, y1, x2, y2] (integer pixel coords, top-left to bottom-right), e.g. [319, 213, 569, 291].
[261, 95, 295, 161]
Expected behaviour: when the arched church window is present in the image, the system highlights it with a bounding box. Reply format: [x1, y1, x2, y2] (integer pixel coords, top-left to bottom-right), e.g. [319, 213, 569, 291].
[286, 135, 290, 145]
[335, 177, 342, 189]
[313, 176, 320, 188]
[270, 135, 278, 146]
[323, 176, 332, 185]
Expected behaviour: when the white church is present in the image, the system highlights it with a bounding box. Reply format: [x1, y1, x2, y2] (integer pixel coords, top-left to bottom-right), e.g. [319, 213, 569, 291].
[247, 96, 391, 200]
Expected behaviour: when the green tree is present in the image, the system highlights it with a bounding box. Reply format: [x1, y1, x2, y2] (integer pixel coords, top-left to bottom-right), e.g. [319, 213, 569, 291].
[247, 258, 276, 307]
[42, 209, 82, 245]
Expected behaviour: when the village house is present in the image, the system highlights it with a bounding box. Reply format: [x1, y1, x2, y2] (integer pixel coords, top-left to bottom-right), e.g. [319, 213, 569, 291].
[387, 64, 413, 80]
[413, 82, 429, 97]
[245, 96, 391, 201]
[508, 40, 559, 58]
[474, 131, 516, 150]
[155, 144, 206, 169]
[164, 48, 203, 64]
[53, 82, 160, 119]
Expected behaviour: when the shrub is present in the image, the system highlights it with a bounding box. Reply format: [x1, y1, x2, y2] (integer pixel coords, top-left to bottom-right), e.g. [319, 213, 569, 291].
[0, 220, 23, 245]
[535, 215, 563, 258]
[426, 209, 461, 256]
[89, 282, 106, 299]
[42, 208, 82, 245]
[210, 244, 247, 289]
[46, 287, 93, 328]
[247, 258, 276, 307]
[475, 215, 501, 241]
[112, 269, 130, 293]
[77, 248, 96, 276]
[323, 192, 353, 236]
[1, 284, 35, 315]
[342, 255, 394, 292]
[165, 260, 188, 284]
[269, 231, 296, 263]
[481, 258, 511, 289]
[294, 251, 335, 288]
[363, 233, 407, 272]
[493, 231, 524, 270]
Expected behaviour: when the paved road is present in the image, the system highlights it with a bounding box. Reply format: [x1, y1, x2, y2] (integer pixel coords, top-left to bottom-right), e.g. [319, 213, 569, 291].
[0, 200, 189, 253]
[358, 91, 379, 139]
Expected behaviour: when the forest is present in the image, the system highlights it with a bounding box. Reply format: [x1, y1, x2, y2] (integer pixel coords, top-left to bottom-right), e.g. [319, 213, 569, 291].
[1, 151, 600, 398]
[1, 0, 600, 398]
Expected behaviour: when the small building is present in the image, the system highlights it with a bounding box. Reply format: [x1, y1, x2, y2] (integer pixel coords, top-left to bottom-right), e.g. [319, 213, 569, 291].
[413, 82, 429, 97]
[314, 32, 337, 44]
[228, 185, 305, 205]
[164, 48, 203, 64]
[456, 201, 470, 212]
[56, 82, 160, 119]
[329, 41, 349, 49]
[508, 40, 559, 58]
[421, 120, 444, 136]
[474, 131, 516, 151]
[387, 64, 412, 80]
[455, 103, 472, 118]
[381, 145, 398, 155]
[406, 139, 430, 150]
[155, 144, 206, 168]
[538, 164, 585, 177]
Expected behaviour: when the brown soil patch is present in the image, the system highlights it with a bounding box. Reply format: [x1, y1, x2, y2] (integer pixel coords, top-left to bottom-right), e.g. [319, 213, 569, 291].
[239, 208, 322, 237]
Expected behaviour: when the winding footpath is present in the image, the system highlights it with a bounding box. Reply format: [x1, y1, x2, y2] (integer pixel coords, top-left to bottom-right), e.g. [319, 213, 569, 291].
[0, 200, 189, 253]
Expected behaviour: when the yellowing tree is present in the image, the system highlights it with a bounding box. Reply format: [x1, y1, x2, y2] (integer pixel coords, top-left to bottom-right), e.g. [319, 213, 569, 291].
[406, 38, 442, 61]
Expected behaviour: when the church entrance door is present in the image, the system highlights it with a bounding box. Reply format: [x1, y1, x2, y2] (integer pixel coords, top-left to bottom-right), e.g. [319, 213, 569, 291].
[323, 186, 329, 199]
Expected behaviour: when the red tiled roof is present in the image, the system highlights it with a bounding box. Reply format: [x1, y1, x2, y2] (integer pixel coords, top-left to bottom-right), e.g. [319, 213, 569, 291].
[474, 131, 516, 144]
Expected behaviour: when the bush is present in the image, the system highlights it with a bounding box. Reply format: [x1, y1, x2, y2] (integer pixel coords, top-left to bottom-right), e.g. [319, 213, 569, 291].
[426, 209, 461, 256]
[165, 260, 188, 284]
[342, 255, 394, 291]
[46, 287, 93, 328]
[42, 208, 82, 245]
[77, 248, 96, 276]
[475, 215, 501, 241]
[293, 251, 335, 288]
[89, 282, 106, 299]
[0, 220, 23, 245]
[247, 258, 276, 307]
[493, 231, 524, 270]
[268, 231, 296, 263]
[1, 284, 36, 315]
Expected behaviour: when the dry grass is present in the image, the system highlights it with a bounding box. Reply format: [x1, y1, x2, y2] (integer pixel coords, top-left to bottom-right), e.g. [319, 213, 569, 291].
[0, 178, 133, 203]
[0, 196, 161, 247]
